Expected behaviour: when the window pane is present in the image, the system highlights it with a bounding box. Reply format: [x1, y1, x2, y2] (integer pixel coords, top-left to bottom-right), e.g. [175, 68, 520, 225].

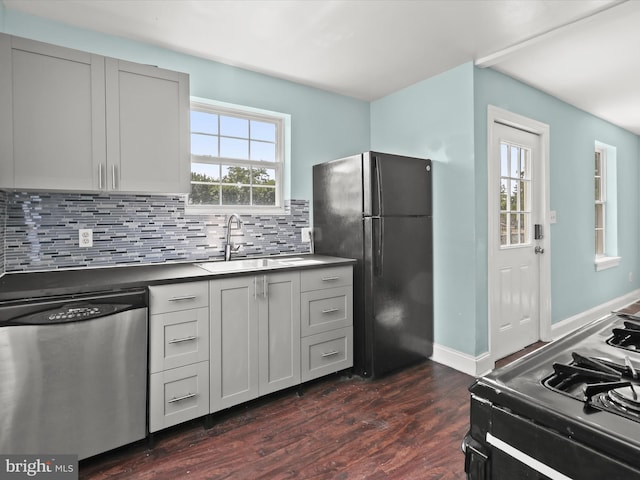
[191, 133, 218, 157]
[510, 181, 518, 212]
[595, 177, 601, 201]
[253, 186, 276, 205]
[519, 180, 527, 212]
[510, 213, 519, 244]
[500, 143, 508, 176]
[520, 213, 529, 244]
[500, 179, 508, 211]
[191, 111, 218, 134]
[521, 148, 530, 180]
[250, 140, 276, 161]
[251, 120, 276, 142]
[220, 137, 249, 159]
[595, 151, 601, 175]
[191, 162, 220, 181]
[500, 213, 507, 246]
[595, 204, 604, 229]
[222, 165, 251, 185]
[252, 167, 276, 185]
[189, 183, 220, 205]
[596, 229, 604, 255]
[510, 146, 519, 178]
[222, 185, 250, 205]
[220, 115, 248, 137]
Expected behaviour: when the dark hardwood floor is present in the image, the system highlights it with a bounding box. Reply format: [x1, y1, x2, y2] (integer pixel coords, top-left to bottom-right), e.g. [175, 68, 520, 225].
[80, 344, 545, 480]
[80, 361, 473, 480]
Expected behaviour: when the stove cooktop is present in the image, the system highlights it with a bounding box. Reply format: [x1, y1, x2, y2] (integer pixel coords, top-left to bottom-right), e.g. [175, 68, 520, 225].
[471, 311, 640, 461]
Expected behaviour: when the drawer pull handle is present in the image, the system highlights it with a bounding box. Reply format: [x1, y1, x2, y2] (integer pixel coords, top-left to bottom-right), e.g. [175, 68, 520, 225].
[321, 350, 340, 358]
[168, 295, 197, 302]
[321, 276, 340, 282]
[168, 392, 196, 403]
[321, 308, 339, 314]
[168, 335, 197, 344]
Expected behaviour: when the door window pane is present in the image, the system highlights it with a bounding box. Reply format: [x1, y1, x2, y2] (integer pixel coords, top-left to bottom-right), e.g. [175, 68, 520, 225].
[500, 141, 532, 247]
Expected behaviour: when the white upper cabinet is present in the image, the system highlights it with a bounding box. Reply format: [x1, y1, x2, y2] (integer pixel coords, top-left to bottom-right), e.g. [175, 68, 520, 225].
[0, 33, 190, 194]
[105, 58, 189, 193]
[0, 35, 106, 190]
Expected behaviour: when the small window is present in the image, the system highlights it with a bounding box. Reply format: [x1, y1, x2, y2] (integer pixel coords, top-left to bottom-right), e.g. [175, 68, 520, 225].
[594, 147, 605, 256]
[188, 101, 285, 213]
[594, 141, 620, 271]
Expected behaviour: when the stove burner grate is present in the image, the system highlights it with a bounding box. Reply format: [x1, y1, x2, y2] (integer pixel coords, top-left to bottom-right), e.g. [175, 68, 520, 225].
[607, 319, 640, 351]
[543, 352, 640, 423]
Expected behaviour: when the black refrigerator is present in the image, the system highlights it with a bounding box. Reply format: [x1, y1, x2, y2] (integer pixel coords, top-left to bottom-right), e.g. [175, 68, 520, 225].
[313, 151, 433, 378]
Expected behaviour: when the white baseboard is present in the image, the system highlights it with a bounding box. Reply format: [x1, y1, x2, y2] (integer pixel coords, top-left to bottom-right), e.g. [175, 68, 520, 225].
[432, 288, 640, 377]
[431, 343, 492, 377]
[550, 288, 640, 340]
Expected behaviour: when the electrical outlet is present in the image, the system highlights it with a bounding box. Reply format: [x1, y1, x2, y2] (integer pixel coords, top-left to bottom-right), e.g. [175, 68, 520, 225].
[630, 272, 634, 283]
[79, 229, 93, 248]
[301, 227, 312, 243]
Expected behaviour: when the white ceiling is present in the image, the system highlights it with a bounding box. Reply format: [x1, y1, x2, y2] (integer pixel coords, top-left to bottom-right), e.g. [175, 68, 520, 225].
[4, 0, 639, 134]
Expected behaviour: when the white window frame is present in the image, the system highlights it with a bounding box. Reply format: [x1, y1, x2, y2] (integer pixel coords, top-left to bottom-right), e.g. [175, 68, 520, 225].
[595, 146, 606, 256]
[594, 141, 620, 271]
[186, 98, 289, 215]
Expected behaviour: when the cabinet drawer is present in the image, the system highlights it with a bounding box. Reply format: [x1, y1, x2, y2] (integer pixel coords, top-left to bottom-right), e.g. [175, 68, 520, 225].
[301, 266, 352, 292]
[301, 327, 353, 382]
[150, 307, 209, 373]
[149, 281, 208, 314]
[301, 286, 352, 336]
[149, 361, 209, 432]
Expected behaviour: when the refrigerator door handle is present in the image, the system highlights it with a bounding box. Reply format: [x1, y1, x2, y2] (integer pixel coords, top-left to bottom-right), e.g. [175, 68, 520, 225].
[373, 216, 384, 276]
[373, 155, 383, 216]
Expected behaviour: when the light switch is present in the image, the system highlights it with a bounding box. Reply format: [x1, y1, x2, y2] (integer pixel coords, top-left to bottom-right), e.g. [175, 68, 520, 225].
[549, 211, 557, 224]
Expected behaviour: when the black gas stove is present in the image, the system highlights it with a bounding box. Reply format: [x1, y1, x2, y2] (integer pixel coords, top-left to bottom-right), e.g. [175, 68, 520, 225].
[463, 306, 640, 479]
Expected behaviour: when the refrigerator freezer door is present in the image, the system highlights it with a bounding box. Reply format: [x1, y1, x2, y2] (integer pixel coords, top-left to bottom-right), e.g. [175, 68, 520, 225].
[312, 154, 364, 261]
[363, 152, 431, 217]
[362, 216, 433, 378]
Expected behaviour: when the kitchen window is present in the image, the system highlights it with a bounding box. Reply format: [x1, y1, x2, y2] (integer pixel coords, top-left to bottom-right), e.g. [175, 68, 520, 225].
[187, 99, 287, 213]
[594, 141, 620, 271]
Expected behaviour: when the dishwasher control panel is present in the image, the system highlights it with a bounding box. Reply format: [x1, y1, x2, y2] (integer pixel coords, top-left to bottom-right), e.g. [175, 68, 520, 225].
[10, 303, 126, 325]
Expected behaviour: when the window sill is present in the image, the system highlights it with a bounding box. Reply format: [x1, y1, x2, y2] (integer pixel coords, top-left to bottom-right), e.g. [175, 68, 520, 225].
[595, 256, 621, 271]
[185, 205, 286, 216]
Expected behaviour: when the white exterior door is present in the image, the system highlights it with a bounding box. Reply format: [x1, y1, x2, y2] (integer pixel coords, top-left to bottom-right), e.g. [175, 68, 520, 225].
[489, 119, 546, 362]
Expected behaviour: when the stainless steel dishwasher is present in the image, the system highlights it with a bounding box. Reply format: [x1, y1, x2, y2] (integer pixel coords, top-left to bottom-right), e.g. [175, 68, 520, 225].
[0, 288, 148, 460]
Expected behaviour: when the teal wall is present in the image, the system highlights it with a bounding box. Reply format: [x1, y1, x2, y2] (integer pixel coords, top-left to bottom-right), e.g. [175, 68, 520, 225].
[371, 63, 482, 354]
[372, 62, 640, 357]
[474, 67, 640, 329]
[1, 9, 370, 202]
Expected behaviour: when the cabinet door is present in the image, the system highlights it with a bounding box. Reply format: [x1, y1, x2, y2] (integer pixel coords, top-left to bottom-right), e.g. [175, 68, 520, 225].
[210, 276, 260, 412]
[0, 34, 105, 190]
[258, 272, 301, 395]
[105, 58, 189, 193]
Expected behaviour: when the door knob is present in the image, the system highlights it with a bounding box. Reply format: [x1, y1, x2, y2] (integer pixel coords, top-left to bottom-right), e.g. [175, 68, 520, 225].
[535, 246, 545, 254]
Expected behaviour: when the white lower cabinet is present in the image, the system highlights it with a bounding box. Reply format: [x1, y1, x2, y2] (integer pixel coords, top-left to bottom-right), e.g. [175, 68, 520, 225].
[148, 281, 210, 433]
[209, 272, 301, 413]
[300, 266, 354, 382]
[148, 264, 353, 433]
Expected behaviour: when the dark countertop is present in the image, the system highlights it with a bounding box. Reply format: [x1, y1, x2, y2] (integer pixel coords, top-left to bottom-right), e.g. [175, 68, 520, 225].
[0, 255, 356, 303]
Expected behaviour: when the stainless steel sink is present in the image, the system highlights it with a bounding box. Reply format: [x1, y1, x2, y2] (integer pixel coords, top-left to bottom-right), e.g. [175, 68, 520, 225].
[195, 257, 293, 274]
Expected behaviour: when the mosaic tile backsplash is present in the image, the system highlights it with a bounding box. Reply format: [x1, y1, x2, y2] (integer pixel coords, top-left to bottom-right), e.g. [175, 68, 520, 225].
[0, 192, 6, 276]
[2, 192, 310, 273]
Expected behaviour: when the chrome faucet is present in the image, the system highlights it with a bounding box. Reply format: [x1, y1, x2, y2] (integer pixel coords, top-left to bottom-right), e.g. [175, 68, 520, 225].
[224, 213, 243, 261]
